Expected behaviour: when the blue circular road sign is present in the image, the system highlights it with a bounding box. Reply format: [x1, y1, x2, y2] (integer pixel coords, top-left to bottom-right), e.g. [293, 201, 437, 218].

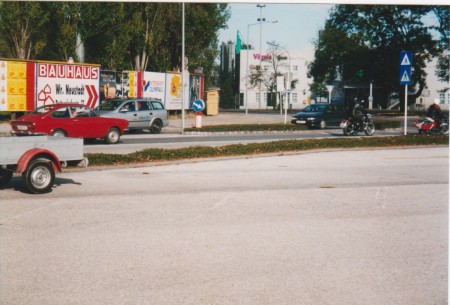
[192, 99, 205, 112]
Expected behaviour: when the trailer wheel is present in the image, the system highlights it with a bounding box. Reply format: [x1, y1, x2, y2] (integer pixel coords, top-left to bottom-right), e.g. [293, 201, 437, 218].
[22, 160, 55, 194]
[0, 168, 13, 188]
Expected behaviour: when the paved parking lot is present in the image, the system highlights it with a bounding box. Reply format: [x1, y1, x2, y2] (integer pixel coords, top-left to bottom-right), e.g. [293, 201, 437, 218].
[1, 147, 448, 305]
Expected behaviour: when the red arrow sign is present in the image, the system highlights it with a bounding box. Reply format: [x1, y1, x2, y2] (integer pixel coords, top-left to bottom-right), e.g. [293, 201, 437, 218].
[86, 85, 99, 108]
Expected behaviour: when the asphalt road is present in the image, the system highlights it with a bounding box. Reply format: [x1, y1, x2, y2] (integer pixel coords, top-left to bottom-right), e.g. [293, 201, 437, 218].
[1, 147, 448, 305]
[84, 128, 406, 154]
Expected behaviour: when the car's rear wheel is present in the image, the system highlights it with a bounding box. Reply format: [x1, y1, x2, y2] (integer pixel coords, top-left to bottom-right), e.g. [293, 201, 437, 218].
[52, 129, 67, 137]
[319, 120, 326, 129]
[150, 120, 163, 134]
[105, 127, 120, 144]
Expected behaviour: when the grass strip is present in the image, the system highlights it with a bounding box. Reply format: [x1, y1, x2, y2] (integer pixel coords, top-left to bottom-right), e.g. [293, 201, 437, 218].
[86, 135, 448, 166]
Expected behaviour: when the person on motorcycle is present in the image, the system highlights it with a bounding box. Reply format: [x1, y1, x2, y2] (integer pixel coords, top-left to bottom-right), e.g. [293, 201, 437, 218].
[352, 99, 367, 128]
[426, 99, 444, 126]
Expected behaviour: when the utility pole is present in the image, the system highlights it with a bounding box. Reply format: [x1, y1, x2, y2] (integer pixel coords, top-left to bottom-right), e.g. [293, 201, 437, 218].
[257, 4, 265, 109]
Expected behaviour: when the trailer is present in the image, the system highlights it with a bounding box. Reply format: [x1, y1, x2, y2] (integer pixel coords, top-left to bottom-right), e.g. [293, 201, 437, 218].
[0, 136, 87, 194]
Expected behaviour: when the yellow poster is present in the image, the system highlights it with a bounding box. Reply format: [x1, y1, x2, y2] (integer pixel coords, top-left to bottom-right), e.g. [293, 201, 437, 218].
[1, 61, 28, 111]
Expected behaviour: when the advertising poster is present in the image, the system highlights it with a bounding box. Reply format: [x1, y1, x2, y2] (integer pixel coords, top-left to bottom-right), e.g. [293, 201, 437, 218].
[0, 60, 34, 111]
[165, 72, 190, 110]
[100, 70, 116, 101]
[36, 63, 100, 108]
[142, 72, 165, 101]
[189, 74, 204, 109]
[115, 71, 129, 98]
[117, 71, 140, 98]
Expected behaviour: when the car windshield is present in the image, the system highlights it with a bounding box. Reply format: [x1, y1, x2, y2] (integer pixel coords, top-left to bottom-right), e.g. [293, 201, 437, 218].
[97, 99, 124, 111]
[302, 104, 327, 112]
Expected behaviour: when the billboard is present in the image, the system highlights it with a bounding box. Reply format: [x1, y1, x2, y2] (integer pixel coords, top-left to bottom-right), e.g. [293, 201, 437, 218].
[165, 72, 190, 110]
[36, 63, 100, 108]
[116, 71, 140, 98]
[0, 60, 35, 111]
[142, 72, 165, 101]
[100, 70, 116, 101]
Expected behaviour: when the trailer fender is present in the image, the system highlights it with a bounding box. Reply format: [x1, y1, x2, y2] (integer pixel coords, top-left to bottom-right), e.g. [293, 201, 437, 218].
[16, 148, 62, 174]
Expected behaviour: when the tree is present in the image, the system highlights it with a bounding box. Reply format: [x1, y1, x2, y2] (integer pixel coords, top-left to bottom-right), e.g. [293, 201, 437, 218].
[41, 2, 82, 61]
[429, 6, 449, 90]
[0, 2, 50, 59]
[308, 5, 443, 109]
[77, 3, 229, 85]
[78, 2, 134, 70]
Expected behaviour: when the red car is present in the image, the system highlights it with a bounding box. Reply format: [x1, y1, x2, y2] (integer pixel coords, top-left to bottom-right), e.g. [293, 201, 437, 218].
[11, 104, 129, 144]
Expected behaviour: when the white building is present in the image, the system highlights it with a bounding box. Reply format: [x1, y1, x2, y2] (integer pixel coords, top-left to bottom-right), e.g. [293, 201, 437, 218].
[239, 48, 314, 110]
[416, 57, 449, 111]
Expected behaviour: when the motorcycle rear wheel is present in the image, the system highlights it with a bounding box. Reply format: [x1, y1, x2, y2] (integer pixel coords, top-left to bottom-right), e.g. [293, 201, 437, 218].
[440, 125, 449, 135]
[343, 125, 353, 136]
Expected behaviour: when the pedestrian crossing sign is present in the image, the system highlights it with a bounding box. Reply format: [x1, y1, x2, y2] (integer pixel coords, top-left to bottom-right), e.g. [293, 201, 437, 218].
[400, 66, 411, 85]
[400, 51, 412, 85]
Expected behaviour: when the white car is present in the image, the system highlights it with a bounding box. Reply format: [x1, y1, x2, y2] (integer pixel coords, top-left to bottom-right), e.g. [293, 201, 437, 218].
[95, 98, 169, 134]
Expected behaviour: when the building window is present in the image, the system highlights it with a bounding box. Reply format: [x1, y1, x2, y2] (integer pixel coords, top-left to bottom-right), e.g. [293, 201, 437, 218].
[439, 93, 445, 104]
[256, 92, 260, 104]
[264, 93, 268, 103]
[292, 93, 298, 103]
[293, 65, 298, 71]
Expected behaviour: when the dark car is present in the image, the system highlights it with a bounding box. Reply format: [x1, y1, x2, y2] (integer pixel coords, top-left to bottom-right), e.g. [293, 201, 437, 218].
[291, 103, 345, 129]
[94, 98, 169, 134]
[11, 104, 129, 144]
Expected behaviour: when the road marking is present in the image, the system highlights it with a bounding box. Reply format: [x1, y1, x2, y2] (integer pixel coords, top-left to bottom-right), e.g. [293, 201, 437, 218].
[190, 192, 235, 222]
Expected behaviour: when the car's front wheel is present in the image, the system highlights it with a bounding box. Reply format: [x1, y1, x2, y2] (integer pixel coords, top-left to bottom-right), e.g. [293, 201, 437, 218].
[105, 127, 120, 144]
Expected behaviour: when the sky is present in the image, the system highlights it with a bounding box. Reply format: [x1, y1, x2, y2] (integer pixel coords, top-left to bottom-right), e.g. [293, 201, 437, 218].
[216, 1, 447, 55]
[218, 3, 334, 54]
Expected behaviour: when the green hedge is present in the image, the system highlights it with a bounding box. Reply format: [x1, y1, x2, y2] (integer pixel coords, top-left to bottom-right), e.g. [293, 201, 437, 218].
[86, 135, 448, 166]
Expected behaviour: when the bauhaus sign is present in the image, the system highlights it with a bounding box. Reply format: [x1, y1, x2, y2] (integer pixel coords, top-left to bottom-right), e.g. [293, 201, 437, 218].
[36, 63, 100, 108]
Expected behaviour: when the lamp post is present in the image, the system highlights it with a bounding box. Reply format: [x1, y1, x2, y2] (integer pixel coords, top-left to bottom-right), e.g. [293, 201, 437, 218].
[245, 20, 277, 115]
[267, 42, 290, 124]
[181, 2, 185, 132]
[257, 4, 266, 109]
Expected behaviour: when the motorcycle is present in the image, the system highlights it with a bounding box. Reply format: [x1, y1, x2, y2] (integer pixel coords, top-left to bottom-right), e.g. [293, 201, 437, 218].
[340, 114, 375, 136]
[412, 117, 449, 135]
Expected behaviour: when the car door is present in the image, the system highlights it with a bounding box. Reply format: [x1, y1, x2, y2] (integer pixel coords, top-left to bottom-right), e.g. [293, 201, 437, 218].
[119, 101, 139, 129]
[71, 105, 107, 138]
[136, 100, 153, 129]
[324, 104, 340, 126]
[151, 101, 167, 122]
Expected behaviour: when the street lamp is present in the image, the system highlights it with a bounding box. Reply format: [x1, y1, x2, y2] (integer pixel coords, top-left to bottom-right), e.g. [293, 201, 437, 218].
[267, 41, 291, 124]
[245, 20, 277, 115]
[256, 4, 266, 110]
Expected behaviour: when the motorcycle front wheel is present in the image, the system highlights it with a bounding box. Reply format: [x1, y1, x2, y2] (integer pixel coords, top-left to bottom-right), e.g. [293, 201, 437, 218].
[365, 123, 375, 136]
[440, 125, 449, 135]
